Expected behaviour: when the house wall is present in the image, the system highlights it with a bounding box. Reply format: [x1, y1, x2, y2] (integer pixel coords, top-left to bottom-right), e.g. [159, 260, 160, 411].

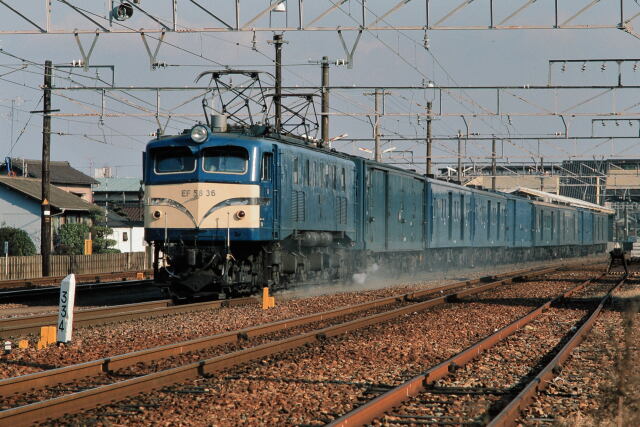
[56, 185, 93, 203]
[109, 226, 146, 253]
[0, 186, 42, 251]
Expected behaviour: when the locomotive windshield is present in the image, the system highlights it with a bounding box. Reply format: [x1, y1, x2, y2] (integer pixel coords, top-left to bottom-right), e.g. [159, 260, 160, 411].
[202, 146, 248, 174]
[153, 147, 196, 173]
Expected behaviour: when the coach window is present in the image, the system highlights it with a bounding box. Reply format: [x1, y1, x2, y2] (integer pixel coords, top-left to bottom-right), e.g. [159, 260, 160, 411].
[261, 152, 272, 181]
[487, 201, 491, 239]
[315, 162, 322, 187]
[448, 192, 453, 241]
[539, 211, 543, 238]
[153, 147, 196, 174]
[460, 195, 465, 240]
[497, 202, 501, 240]
[203, 146, 248, 174]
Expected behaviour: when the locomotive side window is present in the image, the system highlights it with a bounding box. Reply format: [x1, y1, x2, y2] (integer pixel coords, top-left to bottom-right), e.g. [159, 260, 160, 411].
[324, 164, 330, 187]
[305, 159, 310, 186]
[153, 147, 196, 174]
[332, 165, 337, 189]
[203, 146, 248, 174]
[261, 152, 272, 181]
[340, 168, 346, 191]
[293, 157, 299, 184]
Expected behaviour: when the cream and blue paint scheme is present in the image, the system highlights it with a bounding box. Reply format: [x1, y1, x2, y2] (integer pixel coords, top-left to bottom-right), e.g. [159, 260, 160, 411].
[144, 124, 610, 299]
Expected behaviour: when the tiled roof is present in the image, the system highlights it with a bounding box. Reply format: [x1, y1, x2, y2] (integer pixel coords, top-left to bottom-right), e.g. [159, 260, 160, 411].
[93, 177, 143, 193]
[108, 205, 144, 225]
[0, 176, 97, 212]
[106, 211, 139, 227]
[7, 158, 98, 186]
[119, 205, 144, 222]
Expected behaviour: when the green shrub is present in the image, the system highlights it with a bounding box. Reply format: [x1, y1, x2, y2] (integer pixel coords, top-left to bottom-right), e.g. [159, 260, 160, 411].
[56, 223, 90, 255]
[0, 226, 37, 256]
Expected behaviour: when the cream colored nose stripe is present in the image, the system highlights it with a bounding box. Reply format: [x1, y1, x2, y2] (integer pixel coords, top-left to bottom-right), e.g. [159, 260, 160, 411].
[150, 197, 270, 229]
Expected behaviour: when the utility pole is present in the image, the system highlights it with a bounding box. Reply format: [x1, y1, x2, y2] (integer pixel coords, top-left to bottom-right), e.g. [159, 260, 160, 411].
[374, 89, 382, 162]
[491, 137, 496, 191]
[321, 56, 329, 147]
[540, 157, 545, 192]
[426, 101, 433, 176]
[457, 130, 462, 184]
[273, 34, 284, 132]
[41, 60, 52, 276]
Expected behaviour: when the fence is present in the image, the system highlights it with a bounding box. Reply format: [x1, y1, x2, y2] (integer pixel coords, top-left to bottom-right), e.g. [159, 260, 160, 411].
[0, 252, 148, 280]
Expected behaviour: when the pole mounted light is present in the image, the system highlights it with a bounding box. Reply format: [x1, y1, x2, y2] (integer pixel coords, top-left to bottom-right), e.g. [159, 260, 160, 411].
[112, 1, 135, 21]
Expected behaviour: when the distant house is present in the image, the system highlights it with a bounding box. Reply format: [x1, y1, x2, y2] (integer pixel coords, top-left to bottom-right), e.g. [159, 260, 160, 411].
[2, 158, 98, 202]
[92, 177, 143, 207]
[92, 178, 146, 253]
[106, 211, 145, 253]
[0, 176, 98, 252]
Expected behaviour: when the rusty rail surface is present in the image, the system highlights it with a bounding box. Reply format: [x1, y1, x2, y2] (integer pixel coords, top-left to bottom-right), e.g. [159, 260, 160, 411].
[0, 297, 255, 339]
[0, 270, 153, 290]
[328, 273, 611, 427]
[0, 267, 546, 398]
[0, 266, 565, 425]
[487, 276, 627, 427]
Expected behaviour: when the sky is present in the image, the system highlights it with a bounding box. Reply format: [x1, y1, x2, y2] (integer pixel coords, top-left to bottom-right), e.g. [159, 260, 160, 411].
[1, 0, 640, 178]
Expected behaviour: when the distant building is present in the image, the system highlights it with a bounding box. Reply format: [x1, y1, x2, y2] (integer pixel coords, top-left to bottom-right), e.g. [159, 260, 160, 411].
[0, 176, 98, 252]
[92, 177, 143, 207]
[92, 178, 145, 253]
[2, 157, 98, 202]
[105, 211, 145, 254]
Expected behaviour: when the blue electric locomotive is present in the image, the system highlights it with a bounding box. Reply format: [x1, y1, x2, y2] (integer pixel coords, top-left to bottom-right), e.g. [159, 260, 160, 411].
[143, 120, 610, 299]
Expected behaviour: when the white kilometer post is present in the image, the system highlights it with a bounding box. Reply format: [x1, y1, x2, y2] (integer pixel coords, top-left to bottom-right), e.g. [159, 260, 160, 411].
[56, 274, 76, 343]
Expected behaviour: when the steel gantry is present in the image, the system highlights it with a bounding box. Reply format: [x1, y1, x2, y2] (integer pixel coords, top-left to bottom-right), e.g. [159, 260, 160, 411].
[0, 0, 637, 34]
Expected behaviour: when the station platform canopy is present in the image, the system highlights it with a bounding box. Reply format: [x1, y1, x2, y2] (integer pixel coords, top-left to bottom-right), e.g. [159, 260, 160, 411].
[505, 187, 615, 215]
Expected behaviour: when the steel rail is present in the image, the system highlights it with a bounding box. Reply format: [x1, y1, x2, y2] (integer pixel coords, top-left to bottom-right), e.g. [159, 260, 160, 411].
[0, 270, 153, 290]
[487, 277, 628, 427]
[328, 274, 609, 427]
[0, 267, 551, 398]
[0, 279, 154, 302]
[0, 266, 566, 425]
[0, 297, 256, 339]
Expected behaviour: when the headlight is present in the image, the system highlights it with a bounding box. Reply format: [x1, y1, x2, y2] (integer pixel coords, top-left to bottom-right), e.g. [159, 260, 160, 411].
[190, 125, 209, 143]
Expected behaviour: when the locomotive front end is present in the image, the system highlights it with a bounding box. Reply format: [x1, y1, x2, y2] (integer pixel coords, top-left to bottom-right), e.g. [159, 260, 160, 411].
[144, 125, 274, 298]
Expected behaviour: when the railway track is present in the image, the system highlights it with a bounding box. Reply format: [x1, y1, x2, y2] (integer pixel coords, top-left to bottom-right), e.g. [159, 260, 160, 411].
[329, 273, 628, 426]
[0, 270, 153, 291]
[0, 264, 581, 426]
[0, 297, 256, 339]
[0, 278, 155, 302]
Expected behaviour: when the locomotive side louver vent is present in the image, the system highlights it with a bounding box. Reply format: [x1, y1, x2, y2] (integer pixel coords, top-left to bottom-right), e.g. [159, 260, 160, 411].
[290, 190, 306, 222]
[337, 197, 348, 224]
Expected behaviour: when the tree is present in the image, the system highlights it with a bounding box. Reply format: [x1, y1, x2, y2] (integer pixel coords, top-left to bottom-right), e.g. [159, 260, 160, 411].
[56, 223, 90, 255]
[0, 226, 37, 256]
[89, 208, 119, 254]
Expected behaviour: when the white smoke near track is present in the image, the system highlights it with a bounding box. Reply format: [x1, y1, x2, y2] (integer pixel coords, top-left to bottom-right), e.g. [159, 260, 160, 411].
[277, 255, 607, 300]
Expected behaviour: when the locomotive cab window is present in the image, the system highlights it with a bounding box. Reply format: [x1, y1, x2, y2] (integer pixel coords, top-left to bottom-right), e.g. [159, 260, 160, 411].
[153, 147, 196, 174]
[203, 146, 248, 174]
